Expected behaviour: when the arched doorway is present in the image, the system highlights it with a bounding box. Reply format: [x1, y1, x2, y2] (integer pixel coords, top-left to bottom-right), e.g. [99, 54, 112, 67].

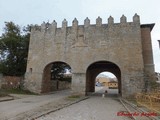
[95, 72, 118, 95]
[42, 61, 72, 93]
[86, 61, 121, 95]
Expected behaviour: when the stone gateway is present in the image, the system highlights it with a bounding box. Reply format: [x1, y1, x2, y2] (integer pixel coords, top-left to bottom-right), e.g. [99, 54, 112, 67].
[24, 14, 155, 97]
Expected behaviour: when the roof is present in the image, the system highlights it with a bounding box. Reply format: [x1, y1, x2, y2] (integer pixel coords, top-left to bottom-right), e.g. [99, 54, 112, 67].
[141, 23, 155, 31]
[108, 81, 118, 83]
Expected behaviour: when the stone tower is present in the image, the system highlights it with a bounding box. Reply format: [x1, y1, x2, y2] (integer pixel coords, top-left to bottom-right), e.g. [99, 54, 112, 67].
[24, 14, 155, 97]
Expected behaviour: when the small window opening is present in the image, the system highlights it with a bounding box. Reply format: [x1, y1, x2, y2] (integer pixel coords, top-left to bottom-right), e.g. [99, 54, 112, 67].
[29, 68, 32, 73]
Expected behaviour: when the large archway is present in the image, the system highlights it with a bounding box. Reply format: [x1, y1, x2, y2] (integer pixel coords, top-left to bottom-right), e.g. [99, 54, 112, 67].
[41, 61, 72, 93]
[86, 61, 121, 95]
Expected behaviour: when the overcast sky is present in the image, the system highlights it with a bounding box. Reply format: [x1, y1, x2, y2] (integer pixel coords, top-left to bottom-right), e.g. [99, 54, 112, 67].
[0, 0, 160, 72]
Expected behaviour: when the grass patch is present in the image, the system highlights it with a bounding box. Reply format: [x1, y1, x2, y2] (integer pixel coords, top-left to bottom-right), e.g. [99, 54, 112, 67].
[68, 95, 80, 99]
[0, 88, 37, 95]
[66, 94, 81, 101]
[0, 91, 8, 97]
[127, 99, 137, 105]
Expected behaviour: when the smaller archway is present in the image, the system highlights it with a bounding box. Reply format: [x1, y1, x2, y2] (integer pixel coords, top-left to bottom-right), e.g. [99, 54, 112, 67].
[95, 72, 119, 95]
[41, 61, 72, 93]
[86, 61, 121, 96]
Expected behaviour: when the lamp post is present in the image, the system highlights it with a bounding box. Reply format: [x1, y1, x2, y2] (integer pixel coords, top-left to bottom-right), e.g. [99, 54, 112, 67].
[158, 40, 160, 49]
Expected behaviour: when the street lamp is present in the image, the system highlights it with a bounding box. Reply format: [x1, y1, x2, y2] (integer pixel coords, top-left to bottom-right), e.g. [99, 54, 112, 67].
[158, 40, 160, 49]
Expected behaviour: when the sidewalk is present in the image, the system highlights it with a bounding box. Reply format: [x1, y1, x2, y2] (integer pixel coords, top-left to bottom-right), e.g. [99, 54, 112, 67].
[0, 90, 72, 120]
[0, 94, 36, 102]
[0, 96, 14, 102]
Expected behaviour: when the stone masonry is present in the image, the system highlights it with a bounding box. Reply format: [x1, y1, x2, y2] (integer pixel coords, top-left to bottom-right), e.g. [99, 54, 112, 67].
[24, 14, 155, 97]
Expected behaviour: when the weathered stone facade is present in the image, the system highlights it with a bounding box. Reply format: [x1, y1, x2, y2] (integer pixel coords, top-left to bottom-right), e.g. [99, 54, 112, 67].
[0, 76, 23, 89]
[24, 14, 155, 97]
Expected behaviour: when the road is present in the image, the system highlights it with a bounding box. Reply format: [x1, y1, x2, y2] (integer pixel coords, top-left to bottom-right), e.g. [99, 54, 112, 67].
[37, 87, 130, 120]
[0, 90, 71, 120]
[0, 87, 140, 120]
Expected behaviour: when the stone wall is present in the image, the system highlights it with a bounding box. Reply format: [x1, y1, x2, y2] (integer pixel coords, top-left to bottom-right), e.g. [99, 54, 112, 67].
[0, 74, 3, 88]
[0, 76, 23, 89]
[25, 14, 155, 97]
[41, 80, 71, 92]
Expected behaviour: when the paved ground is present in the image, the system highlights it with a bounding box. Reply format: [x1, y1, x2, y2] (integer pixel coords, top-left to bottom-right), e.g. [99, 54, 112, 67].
[37, 87, 130, 120]
[0, 90, 71, 120]
[0, 87, 131, 120]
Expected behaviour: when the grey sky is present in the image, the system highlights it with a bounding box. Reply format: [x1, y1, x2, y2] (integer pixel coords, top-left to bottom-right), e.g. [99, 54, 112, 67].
[0, 0, 160, 72]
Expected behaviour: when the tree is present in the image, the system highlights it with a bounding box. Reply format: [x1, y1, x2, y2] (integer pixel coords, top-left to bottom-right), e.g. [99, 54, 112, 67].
[0, 22, 30, 76]
[51, 62, 71, 81]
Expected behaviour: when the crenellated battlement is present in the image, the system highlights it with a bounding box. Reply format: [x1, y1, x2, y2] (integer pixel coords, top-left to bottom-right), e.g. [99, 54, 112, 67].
[32, 13, 140, 32]
[26, 13, 155, 97]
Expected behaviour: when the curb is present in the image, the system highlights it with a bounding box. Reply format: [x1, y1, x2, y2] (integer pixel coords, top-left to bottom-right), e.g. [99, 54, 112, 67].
[30, 96, 89, 120]
[121, 98, 160, 120]
[0, 96, 14, 102]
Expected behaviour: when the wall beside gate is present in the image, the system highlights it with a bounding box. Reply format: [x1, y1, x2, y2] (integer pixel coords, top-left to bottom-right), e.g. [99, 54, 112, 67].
[24, 14, 155, 97]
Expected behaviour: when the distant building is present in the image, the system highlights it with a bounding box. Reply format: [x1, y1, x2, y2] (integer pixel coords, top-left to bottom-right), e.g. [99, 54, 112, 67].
[63, 72, 72, 78]
[96, 77, 110, 86]
[108, 81, 118, 89]
[96, 77, 117, 87]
